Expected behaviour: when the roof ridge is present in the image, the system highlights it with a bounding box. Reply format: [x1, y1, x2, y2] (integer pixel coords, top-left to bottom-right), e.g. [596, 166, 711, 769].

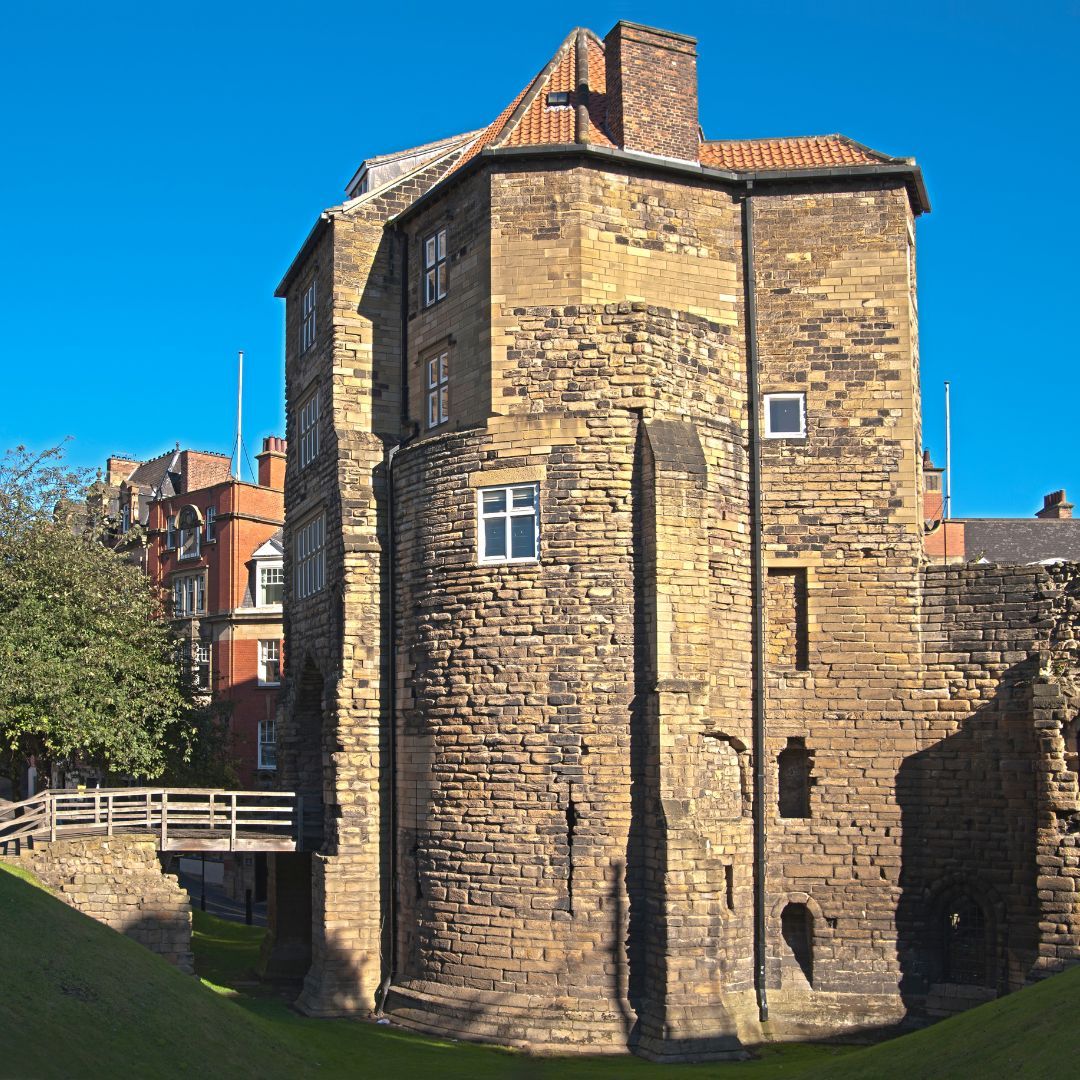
[491, 29, 578, 149]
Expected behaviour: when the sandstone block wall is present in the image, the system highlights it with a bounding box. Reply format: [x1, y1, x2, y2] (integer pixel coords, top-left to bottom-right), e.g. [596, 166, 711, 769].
[5, 836, 193, 972]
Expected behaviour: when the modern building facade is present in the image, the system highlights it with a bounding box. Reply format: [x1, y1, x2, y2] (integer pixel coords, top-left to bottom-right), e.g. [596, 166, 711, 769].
[265, 21, 1080, 1059]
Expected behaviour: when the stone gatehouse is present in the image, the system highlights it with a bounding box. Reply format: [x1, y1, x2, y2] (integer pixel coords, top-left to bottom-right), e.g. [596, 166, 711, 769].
[261, 19, 1080, 1060]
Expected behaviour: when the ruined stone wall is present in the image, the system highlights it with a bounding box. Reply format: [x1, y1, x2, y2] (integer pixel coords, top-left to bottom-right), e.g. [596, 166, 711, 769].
[5, 837, 193, 972]
[751, 181, 923, 1032]
[908, 563, 1080, 1010]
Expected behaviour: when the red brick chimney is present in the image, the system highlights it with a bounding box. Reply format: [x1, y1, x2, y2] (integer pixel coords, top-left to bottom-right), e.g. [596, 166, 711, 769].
[1036, 489, 1073, 519]
[922, 449, 944, 522]
[257, 436, 287, 490]
[603, 21, 699, 162]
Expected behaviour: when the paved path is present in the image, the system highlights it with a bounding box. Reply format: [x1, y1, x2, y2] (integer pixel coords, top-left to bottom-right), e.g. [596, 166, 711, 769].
[178, 870, 267, 927]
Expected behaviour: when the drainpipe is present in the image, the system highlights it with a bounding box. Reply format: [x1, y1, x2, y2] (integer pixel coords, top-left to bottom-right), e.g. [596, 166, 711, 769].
[376, 228, 413, 1015]
[742, 184, 769, 1024]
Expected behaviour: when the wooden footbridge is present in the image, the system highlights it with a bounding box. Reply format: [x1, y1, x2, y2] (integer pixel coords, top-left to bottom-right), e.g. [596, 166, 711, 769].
[0, 788, 318, 854]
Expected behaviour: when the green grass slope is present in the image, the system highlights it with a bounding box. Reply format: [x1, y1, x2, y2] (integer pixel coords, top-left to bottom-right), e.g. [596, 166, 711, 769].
[800, 964, 1080, 1080]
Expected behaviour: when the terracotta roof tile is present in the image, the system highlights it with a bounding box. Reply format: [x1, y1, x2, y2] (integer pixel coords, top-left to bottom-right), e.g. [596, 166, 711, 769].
[699, 136, 894, 171]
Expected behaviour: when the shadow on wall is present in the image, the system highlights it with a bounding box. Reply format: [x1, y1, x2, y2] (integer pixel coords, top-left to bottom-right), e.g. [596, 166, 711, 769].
[896, 658, 1043, 1015]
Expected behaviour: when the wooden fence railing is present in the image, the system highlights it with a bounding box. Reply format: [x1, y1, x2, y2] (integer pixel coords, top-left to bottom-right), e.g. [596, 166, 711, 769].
[0, 788, 314, 854]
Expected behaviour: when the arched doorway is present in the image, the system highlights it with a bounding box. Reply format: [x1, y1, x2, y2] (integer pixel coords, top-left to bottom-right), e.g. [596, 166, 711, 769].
[941, 893, 990, 986]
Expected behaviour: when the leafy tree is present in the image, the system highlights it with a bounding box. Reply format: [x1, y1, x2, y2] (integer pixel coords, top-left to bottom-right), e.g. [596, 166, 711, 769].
[0, 444, 223, 798]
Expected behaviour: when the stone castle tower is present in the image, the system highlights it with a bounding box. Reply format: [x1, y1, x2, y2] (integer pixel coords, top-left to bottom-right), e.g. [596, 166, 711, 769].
[263, 21, 1080, 1060]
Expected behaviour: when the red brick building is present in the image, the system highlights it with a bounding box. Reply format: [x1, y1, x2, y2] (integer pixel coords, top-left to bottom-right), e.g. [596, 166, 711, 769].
[111, 439, 286, 785]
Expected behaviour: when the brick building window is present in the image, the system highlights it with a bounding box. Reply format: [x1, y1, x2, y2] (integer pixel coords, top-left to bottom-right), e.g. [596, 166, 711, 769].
[178, 506, 201, 561]
[478, 483, 539, 564]
[295, 513, 325, 599]
[781, 903, 814, 986]
[298, 387, 320, 469]
[258, 719, 277, 770]
[778, 737, 813, 819]
[258, 640, 281, 686]
[258, 563, 284, 606]
[193, 642, 210, 689]
[172, 573, 206, 617]
[300, 280, 316, 353]
[204, 506, 216, 542]
[764, 393, 806, 439]
[166, 515, 177, 550]
[423, 228, 447, 306]
[427, 349, 449, 429]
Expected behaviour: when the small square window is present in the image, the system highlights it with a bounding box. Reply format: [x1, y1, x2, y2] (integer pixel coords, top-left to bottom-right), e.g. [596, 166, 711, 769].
[478, 483, 539, 564]
[423, 228, 447, 307]
[426, 349, 450, 429]
[547, 91, 571, 107]
[764, 393, 806, 439]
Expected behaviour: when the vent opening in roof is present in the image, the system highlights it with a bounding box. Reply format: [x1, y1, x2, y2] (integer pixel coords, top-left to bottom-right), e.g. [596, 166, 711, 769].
[547, 91, 571, 107]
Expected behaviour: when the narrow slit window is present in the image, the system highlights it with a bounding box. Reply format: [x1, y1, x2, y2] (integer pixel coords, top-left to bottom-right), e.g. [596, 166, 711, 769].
[300, 280, 316, 352]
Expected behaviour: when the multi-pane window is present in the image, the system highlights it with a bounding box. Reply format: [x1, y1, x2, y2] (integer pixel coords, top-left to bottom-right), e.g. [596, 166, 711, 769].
[478, 483, 539, 563]
[193, 642, 211, 689]
[166, 515, 177, 550]
[120, 504, 131, 534]
[427, 350, 449, 429]
[423, 228, 447, 306]
[204, 506, 217, 542]
[298, 388, 320, 468]
[295, 513, 325, 599]
[259, 563, 285, 606]
[764, 393, 806, 439]
[172, 573, 206, 617]
[178, 507, 201, 560]
[258, 719, 277, 771]
[300, 280, 316, 352]
[258, 640, 281, 686]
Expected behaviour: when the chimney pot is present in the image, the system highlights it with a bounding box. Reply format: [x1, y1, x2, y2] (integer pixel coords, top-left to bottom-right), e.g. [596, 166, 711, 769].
[1036, 489, 1073, 519]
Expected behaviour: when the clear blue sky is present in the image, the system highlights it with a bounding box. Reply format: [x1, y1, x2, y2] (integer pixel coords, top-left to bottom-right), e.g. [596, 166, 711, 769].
[1, 1, 1076, 515]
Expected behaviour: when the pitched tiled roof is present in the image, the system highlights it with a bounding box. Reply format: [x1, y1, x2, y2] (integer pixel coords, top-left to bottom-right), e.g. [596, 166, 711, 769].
[346, 27, 919, 205]
[699, 136, 898, 171]
[960, 519, 1080, 565]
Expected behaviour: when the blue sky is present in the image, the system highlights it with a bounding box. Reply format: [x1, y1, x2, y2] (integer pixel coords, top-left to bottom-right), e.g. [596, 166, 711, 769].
[1, 1, 1076, 515]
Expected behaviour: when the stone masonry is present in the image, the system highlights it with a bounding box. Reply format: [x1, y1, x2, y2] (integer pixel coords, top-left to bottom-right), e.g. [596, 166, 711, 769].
[5, 836, 193, 973]
[267, 18, 1080, 1061]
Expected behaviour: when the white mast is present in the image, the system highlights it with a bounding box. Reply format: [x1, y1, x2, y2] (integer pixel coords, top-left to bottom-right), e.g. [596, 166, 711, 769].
[944, 380, 952, 520]
[234, 350, 244, 480]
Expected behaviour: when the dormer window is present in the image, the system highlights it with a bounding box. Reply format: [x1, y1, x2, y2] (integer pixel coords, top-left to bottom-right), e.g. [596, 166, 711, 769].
[258, 562, 284, 606]
[547, 91, 570, 107]
[423, 228, 447, 307]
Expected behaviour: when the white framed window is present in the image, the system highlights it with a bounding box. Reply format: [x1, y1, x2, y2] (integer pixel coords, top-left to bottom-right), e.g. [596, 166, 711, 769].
[298, 387, 320, 469]
[478, 483, 539, 564]
[423, 228, 447, 306]
[295, 513, 325, 599]
[427, 350, 449, 429]
[258, 639, 281, 686]
[258, 562, 284, 606]
[300, 280, 316, 353]
[166, 515, 177, 550]
[193, 642, 211, 689]
[172, 573, 206, 617]
[204, 506, 217, 542]
[258, 719, 277, 771]
[764, 393, 806, 439]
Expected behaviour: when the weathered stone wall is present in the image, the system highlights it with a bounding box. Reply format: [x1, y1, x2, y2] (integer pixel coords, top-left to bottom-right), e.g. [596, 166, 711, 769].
[4, 836, 193, 972]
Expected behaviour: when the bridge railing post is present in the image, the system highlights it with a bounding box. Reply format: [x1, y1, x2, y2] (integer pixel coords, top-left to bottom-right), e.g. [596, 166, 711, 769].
[161, 792, 168, 849]
[230, 794, 237, 850]
[106, 793, 114, 837]
[49, 795, 56, 843]
[209, 792, 216, 832]
[146, 791, 152, 830]
[296, 795, 305, 852]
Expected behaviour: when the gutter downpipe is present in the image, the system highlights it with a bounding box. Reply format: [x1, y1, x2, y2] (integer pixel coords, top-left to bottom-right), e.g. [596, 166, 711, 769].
[376, 228, 412, 1016]
[742, 183, 769, 1024]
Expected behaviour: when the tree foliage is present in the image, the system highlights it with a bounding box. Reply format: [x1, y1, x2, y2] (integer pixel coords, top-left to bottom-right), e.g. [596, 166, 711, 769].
[0, 444, 199, 796]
